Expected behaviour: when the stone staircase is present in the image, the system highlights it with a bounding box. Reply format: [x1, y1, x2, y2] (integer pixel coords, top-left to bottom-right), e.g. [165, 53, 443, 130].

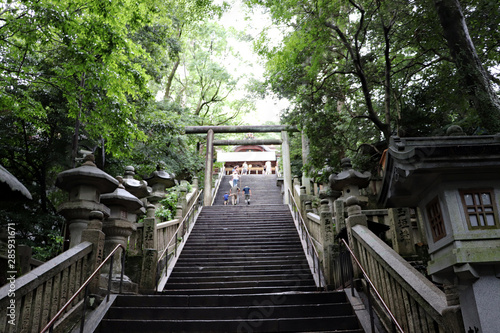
[96, 176, 363, 332]
[213, 174, 283, 206]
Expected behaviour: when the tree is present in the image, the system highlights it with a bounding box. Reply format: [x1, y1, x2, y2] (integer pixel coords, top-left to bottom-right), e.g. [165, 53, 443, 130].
[247, 0, 500, 173]
[434, 0, 500, 133]
[161, 20, 253, 126]
[0, 0, 226, 259]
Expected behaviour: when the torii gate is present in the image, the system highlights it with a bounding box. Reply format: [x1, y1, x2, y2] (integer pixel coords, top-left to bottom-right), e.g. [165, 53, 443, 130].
[184, 125, 299, 205]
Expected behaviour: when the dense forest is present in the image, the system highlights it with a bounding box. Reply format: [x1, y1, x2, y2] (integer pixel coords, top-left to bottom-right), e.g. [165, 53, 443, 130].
[1, 0, 499, 258]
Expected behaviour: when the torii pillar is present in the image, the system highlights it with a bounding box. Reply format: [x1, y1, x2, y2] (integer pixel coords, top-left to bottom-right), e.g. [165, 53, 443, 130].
[281, 130, 292, 204]
[203, 129, 215, 206]
[301, 133, 312, 195]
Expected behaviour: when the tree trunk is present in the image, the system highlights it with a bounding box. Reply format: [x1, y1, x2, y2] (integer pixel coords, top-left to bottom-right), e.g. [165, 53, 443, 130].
[434, 0, 500, 133]
[163, 58, 180, 100]
[72, 74, 86, 168]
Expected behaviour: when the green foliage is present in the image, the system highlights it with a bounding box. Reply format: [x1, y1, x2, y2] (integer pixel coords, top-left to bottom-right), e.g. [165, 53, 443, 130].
[0, 202, 66, 261]
[156, 188, 179, 222]
[0, 0, 226, 256]
[248, 0, 500, 173]
[32, 232, 64, 262]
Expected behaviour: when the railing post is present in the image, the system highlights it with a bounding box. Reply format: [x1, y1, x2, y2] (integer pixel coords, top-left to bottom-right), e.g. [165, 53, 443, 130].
[81, 211, 106, 293]
[334, 199, 345, 235]
[120, 249, 125, 294]
[338, 241, 345, 289]
[366, 282, 375, 333]
[107, 254, 114, 302]
[140, 204, 158, 293]
[319, 199, 334, 287]
[179, 182, 188, 218]
[80, 285, 89, 333]
[345, 196, 368, 279]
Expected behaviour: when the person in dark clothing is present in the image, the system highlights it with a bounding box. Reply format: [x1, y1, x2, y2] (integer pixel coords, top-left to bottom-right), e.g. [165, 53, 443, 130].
[242, 185, 251, 205]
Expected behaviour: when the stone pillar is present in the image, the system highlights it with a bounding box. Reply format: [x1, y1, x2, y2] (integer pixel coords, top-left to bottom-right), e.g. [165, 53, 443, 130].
[56, 154, 118, 248]
[179, 181, 188, 217]
[345, 196, 368, 278]
[140, 204, 158, 293]
[299, 186, 307, 211]
[81, 211, 106, 292]
[301, 132, 313, 195]
[334, 199, 346, 235]
[142, 205, 157, 251]
[304, 201, 313, 214]
[281, 131, 292, 204]
[192, 176, 199, 191]
[17, 245, 32, 276]
[175, 202, 183, 220]
[319, 199, 335, 286]
[388, 207, 416, 257]
[203, 129, 215, 206]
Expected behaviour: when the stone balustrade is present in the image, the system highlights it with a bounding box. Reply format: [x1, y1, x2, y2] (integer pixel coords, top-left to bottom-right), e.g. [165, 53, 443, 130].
[0, 242, 93, 333]
[350, 223, 463, 333]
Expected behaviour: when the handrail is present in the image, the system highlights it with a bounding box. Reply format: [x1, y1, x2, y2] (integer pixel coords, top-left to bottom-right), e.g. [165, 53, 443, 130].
[156, 189, 203, 291]
[40, 244, 126, 333]
[340, 238, 404, 333]
[286, 188, 326, 290]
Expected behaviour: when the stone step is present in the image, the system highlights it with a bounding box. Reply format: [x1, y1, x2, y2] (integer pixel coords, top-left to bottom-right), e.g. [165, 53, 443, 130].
[169, 268, 312, 277]
[171, 264, 311, 274]
[162, 279, 316, 290]
[114, 292, 349, 307]
[173, 258, 308, 266]
[183, 240, 302, 247]
[98, 316, 363, 333]
[159, 285, 320, 295]
[106, 302, 354, 320]
[167, 273, 314, 283]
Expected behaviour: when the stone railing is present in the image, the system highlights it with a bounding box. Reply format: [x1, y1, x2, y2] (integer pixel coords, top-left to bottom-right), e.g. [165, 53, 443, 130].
[156, 189, 204, 291]
[0, 242, 93, 333]
[350, 224, 463, 333]
[155, 219, 180, 259]
[305, 212, 321, 249]
[286, 188, 327, 289]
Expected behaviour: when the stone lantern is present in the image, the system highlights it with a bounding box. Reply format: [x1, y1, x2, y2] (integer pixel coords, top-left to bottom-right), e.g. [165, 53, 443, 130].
[56, 154, 118, 248]
[329, 158, 371, 201]
[143, 166, 176, 207]
[100, 176, 143, 291]
[378, 132, 500, 333]
[122, 166, 151, 205]
[121, 166, 151, 256]
[329, 158, 370, 235]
